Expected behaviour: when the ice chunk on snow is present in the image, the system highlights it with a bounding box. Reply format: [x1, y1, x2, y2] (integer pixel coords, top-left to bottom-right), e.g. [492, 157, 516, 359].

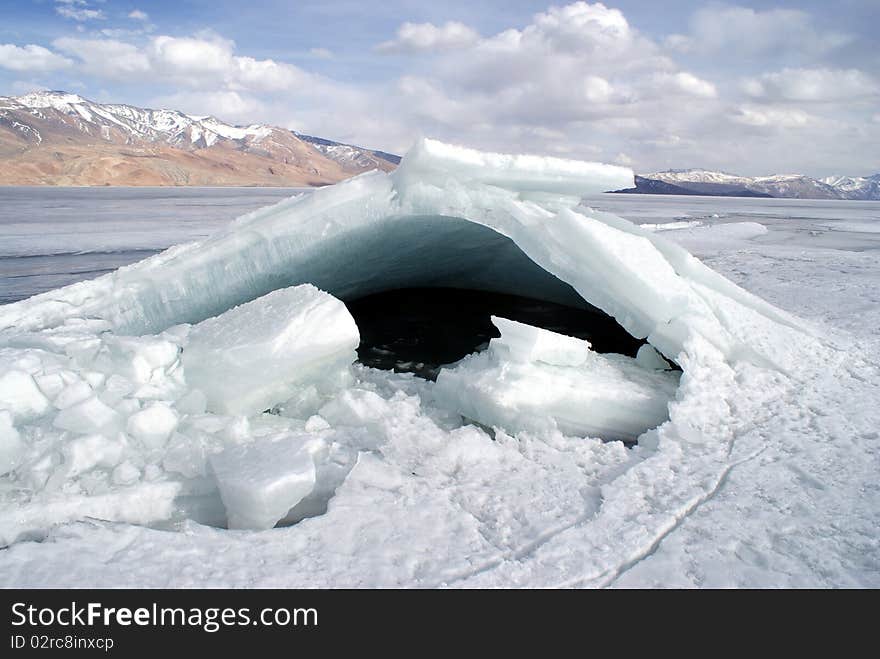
[490, 316, 590, 366]
[126, 403, 178, 449]
[0, 370, 50, 422]
[319, 389, 392, 429]
[62, 434, 125, 478]
[53, 380, 93, 409]
[53, 396, 121, 435]
[98, 336, 180, 385]
[0, 411, 25, 476]
[182, 285, 360, 416]
[435, 317, 679, 441]
[210, 438, 316, 530]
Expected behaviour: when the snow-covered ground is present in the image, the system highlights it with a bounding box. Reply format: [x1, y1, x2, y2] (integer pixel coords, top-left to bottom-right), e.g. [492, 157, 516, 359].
[0, 140, 878, 587]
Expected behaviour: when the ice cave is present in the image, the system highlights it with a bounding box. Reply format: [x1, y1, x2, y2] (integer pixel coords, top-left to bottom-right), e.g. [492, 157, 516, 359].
[0, 138, 823, 541]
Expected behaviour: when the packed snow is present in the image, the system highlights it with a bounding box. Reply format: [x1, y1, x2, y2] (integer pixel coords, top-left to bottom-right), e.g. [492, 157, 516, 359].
[0, 138, 877, 587]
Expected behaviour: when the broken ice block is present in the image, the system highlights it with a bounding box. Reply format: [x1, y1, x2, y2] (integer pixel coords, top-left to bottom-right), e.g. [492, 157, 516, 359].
[182, 285, 359, 415]
[126, 403, 178, 449]
[210, 438, 316, 530]
[0, 411, 24, 476]
[0, 370, 50, 422]
[435, 317, 679, 441]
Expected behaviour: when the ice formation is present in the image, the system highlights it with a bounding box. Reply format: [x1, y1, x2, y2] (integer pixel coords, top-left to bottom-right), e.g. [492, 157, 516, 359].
[435, 317, 679, 441]
[0, 138, 826, 549]
[210, 438, 316, 530]
[182, 285, 359, 416]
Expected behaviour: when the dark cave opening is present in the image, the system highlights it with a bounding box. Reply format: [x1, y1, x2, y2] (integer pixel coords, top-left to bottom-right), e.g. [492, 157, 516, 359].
[346, 287, 649, 380]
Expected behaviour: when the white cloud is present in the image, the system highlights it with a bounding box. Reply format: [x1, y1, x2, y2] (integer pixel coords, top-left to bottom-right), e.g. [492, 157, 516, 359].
[53, 37, 150, 78]
[233, 56, 308, 92]
[149, 34, 234, 78]
[53, 33, 311, 92]
[381, 2, 704, 135]
[376, 21, 479, 53]
[524, 1, 633, 54]
[9, 81, 51, 95]
[731, 106, 812, 128]
[655, 72, 717, 98]
[667, 5, 852, 57]
[0, 44, 73, 72]
[152, 90, 264, 123]
[743, 68, 878, 102]
[56, 5, 106, 22]
[128, 9, 149, 21]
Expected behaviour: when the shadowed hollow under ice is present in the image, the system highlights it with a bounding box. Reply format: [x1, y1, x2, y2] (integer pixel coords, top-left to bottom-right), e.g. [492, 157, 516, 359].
[1, 139, 877, 587]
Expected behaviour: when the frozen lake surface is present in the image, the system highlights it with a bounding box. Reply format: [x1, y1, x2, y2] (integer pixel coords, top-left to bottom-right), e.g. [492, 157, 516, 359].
[0, 186, 305, 304]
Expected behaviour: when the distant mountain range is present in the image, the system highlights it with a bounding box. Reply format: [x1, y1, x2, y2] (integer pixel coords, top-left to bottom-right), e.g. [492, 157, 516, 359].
[0, 91, 396, 186]
[614, 168, 880, 200]
[0, 91, 876, 199]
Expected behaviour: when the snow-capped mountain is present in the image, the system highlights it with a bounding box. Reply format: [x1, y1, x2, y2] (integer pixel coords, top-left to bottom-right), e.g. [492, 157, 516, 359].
[295, 133, 401, 169]
[646, 168, 880, 200]
[6, 91, 272, 148]
[820, 174, 880, 200]
[0, 91, 397, 186]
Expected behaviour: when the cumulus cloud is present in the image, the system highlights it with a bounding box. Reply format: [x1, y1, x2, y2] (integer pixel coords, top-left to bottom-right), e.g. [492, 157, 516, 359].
[53, 37, 150, 78]
[667, 5, 852, 57]
[382, 1, 708, 139]
[0, 44, 73, 72]
[53, 32, 311, 91]
[376, 21, 479, 53]
[128, 10, 149, 21]
[742, 68, 878, 102]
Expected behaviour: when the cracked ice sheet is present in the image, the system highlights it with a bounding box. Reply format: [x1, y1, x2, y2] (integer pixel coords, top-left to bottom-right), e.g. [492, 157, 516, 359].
[599, 224, 880, 588]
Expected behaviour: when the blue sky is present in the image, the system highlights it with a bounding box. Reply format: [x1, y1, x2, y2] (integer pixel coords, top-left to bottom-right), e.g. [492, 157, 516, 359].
[1, 1, 878, 175]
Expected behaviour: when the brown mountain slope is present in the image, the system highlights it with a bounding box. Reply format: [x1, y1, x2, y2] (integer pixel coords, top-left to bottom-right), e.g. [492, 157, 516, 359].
[0, 92, 396, 186]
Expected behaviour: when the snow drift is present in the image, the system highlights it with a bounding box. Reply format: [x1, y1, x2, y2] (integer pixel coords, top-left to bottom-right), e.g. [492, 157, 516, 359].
[0, 138, 827, 548]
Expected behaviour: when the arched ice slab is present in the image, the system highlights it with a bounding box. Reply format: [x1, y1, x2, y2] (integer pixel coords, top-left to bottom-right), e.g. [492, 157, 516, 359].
[0, 138, 819, 372]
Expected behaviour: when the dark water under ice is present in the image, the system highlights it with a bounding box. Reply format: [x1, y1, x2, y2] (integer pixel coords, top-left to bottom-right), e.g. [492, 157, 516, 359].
[347, 287, 646, 380]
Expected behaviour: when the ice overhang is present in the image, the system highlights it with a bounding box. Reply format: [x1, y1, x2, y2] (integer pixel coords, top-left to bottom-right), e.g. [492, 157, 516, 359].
[0, 138, 818, 373]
